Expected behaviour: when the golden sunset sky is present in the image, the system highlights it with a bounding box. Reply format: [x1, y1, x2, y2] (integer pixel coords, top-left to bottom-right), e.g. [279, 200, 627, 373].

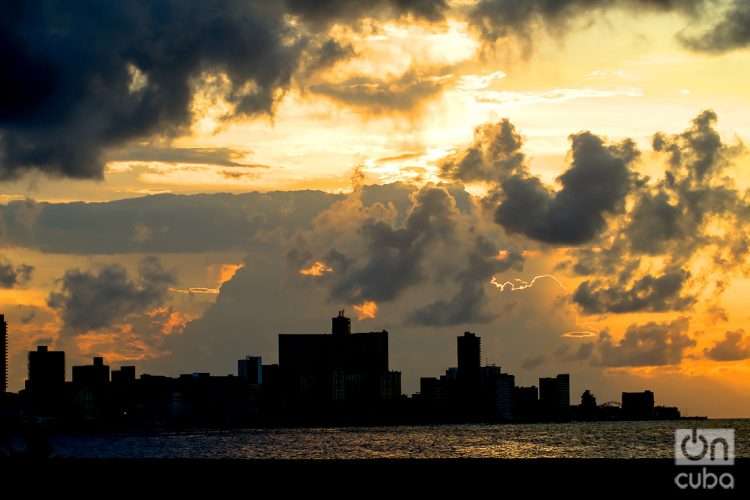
[1, 0, 749, 417]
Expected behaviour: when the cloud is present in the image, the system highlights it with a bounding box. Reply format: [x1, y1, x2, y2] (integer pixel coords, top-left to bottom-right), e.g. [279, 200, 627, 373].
[437, 117, 638, 245]
[555, 342, 594, 362]
[521, 354, 546, 370]
[704, 330, 750, 361]
[495, 131, 637, 245]
[47, 257, 175, 334]
[105, 146, 263, 168]
[0, 190, 340, 254]
[0, 1, 310, 179]
[467, 0, 709, 50]
[326, 185, 460, 302]
[573, 267, 695, 314]
[0, 0, 447, 180]
[593, 317, 695, 367]
[439, 118, 526, 183]
[0, 256, 33, 288]
[408, 236, 523, 326]
[559, 110, 748, 315]
[285, 0, 448, 26]
[309, 67, 455, 113]
[680, 0, 750, 53]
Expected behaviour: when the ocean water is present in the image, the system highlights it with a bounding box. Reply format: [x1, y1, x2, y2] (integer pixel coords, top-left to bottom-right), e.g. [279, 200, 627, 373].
[49, 419, 749, 459]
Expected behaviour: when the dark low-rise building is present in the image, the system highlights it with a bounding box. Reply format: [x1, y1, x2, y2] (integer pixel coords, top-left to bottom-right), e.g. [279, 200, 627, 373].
[622, 391, 655, 419]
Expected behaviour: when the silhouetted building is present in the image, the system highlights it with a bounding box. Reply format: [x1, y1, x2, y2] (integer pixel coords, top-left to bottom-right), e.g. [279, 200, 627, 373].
[380, 371, 401, 401]
[540, 374, 570, 421]
[481, 366, 514, 420]
[513, 385, 538, 420]
[27, 345, 65, 415]
[112, 366, 136, 385]
[457, 332, 480, 387]
[655, 405, 681, 420]
[278, 311, 396, 408]
[262, 364, 279, 387]
[73, 357, 110, 386]
[238, 356, 263, 384]
[622, 390, 654, 419]
[332, 310, 351, 336]
[1, 314, 6, 393]
[420, 377, 444, 401]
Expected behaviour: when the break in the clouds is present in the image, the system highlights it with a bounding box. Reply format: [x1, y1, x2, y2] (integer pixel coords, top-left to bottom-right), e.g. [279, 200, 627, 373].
[0, 256, 33, 288]
[47, 256, 175, 334]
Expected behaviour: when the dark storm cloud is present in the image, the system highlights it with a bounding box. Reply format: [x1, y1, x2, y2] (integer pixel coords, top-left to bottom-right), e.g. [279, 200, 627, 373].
[0, 1, 308, 179]
[558, 110, 748, 316]
[47, 257, 175, 333]
[328, 186, 460, 303]
[0, 190, 341, 253]
[495, 132, 638, 245]
[309, 68, 455, 113]
[437, 117, 638, 245]
[468, 0, 710, 46]
[681, 0, 750, 52]
[408, 236, 523, 326]
[439, 119, 526, 183]
[0, 257, 33, 288]
[0, 0, 447, 180]
[624, 190, 683, 254]
[573, 267, 695, 314]
[704, 330, 750, 361]
[593, 317, 694, 366]
[285, 0, 448, 25]
[0, 183, 473, 256]
[105, 146, 264, 168]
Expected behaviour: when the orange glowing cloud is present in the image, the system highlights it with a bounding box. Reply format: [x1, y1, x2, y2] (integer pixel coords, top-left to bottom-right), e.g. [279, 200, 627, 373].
[495, 250, 511, 261]
[299, 261, 333, 277]
[217, 263, 242, 285]
[353, 300, 378, 320]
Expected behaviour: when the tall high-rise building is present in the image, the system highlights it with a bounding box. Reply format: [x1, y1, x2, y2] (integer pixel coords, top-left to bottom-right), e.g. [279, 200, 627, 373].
[457, 332, 480, 385]
[1, 314, 7, 393]
[27, 345, 66, 415]
[513, 385, 539, 420]
[539, 373, 570, 420]
[556, 373, 570, 415]
[238, 356, 263, 384]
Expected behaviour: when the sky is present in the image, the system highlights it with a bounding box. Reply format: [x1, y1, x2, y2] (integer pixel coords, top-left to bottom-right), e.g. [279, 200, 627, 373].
[2, 0, 750, 417]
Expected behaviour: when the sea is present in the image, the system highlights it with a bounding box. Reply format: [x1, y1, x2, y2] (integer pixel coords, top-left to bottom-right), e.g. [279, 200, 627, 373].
[47, 419, 749, 459]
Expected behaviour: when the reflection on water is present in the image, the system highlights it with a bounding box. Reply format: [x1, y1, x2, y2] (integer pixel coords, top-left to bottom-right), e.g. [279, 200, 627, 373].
[51, 420, 749, 459]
